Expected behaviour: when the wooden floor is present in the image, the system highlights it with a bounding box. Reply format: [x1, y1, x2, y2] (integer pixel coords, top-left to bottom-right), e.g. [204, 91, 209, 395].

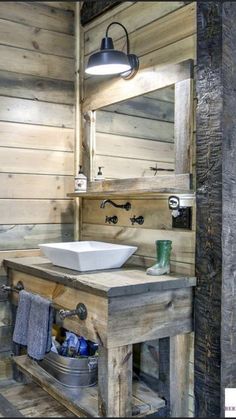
[0, 380, 74, 418]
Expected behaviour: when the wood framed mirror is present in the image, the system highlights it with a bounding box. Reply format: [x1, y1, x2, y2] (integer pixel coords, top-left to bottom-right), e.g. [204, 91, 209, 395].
[81, 59, 194, 186]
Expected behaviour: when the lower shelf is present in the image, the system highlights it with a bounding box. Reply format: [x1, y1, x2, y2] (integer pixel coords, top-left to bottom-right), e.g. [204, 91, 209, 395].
[13, 355, 165, 417]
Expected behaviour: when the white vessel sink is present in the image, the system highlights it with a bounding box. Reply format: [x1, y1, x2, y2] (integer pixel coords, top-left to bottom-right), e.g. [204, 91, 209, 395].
[39, 241, 137, 272]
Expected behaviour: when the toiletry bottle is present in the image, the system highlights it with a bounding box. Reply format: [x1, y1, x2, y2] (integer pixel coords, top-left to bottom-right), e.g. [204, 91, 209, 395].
[95, 166, 104, 181]
[75, 165, 87, 192]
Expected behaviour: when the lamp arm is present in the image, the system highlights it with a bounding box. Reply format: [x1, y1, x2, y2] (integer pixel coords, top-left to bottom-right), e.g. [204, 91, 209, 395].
[105, 21, 130, 55]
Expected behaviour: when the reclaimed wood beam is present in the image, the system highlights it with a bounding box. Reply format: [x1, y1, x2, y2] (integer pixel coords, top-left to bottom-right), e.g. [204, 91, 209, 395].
[195, 2, 236, 416]
[81, 0, 122, 26]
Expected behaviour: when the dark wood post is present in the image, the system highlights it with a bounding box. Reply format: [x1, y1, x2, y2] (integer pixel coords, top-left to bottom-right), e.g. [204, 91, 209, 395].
[195, 2, 236, 416]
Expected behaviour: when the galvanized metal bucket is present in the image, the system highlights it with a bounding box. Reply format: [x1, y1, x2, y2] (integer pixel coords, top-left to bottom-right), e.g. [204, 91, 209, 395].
[39, 350, 98, 388]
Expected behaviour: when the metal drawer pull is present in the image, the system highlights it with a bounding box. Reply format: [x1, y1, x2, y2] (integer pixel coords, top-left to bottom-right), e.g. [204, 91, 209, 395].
[59, 303, 88, 321]
[1, 281, 24, 293]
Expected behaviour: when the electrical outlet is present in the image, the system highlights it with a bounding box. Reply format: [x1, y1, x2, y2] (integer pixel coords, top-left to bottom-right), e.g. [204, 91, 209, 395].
[172, 207, 192, 229]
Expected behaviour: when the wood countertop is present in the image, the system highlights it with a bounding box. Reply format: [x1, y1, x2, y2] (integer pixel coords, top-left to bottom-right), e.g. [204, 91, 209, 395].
[3, 256, 196, 298]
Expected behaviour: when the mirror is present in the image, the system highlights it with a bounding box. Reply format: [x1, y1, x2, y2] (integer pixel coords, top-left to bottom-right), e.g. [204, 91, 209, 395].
[82, 60, 193, 184]
[94, 85, 175, 179]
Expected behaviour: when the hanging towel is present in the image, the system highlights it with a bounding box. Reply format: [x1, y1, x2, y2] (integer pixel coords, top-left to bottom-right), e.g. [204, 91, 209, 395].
[27, 293, 53, 361]
[13, 290, 32, 346]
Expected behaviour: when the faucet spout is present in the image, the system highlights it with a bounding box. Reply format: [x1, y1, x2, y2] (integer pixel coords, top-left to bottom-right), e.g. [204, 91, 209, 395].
[100, 199, 131, 211]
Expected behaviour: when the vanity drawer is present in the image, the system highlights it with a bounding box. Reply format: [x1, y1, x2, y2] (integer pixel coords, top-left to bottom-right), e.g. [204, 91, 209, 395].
[10, 269, 108, 347]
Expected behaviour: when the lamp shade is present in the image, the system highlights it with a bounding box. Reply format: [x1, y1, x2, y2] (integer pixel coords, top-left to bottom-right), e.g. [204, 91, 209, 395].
[85, 36, 131, 75]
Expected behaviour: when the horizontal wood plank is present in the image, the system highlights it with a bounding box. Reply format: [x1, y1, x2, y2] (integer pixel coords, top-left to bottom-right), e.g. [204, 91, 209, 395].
[0, 224, 74, 250]
[0, 18, 74, 57]
[0, 2, 74, 34]
[104, 95, 174, 122]
[84, 1, 185, 56]
[96, 132, 174, 162]
[41, 2, 75, 12]
[0, 200, 74, 225]
[96, 110, 174, 142]
[69, 174, 192, 195]
[0, 97, 74, 128]
[0, 382, 74, 417]
[82, 224, 195, 264]
[0, 45, 74, 81]
[107, 287, 193, 346]
[0, 174, 73, 199]
[95, 155, 174, 179]
[0, 147, 74, 175]
[0, 71, 74, 105]
[82, 199, 173, 230]
[0, 249, 41, 276]
[0, 121, 74, 151]
[83, 60, 193, 112]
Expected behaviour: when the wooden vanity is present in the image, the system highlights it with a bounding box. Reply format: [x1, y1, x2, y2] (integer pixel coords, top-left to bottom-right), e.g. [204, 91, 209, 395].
[3, 256, 196, 417]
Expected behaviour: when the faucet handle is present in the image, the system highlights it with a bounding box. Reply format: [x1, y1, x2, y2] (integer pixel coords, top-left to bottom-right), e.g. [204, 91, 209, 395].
[105, 215, 118, 224]
[130, 215, 144, 225]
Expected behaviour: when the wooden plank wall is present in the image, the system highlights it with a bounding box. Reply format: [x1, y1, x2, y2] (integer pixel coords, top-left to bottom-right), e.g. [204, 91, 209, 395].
[0, 1, 75, 377]
[95, 87, 175, 179]
[81, 2, 196, 416]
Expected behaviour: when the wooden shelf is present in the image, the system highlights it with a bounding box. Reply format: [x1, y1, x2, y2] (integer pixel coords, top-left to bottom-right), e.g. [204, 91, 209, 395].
[67, 174, 194, 199]
[14, 355, 166, 417]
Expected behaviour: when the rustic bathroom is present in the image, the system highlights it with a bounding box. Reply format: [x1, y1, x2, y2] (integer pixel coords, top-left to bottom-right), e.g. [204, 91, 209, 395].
[0, 1, 234, 418]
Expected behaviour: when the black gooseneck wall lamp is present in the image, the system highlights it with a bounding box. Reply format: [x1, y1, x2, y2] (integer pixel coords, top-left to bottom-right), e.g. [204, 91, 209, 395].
[85, 22, 139, 79]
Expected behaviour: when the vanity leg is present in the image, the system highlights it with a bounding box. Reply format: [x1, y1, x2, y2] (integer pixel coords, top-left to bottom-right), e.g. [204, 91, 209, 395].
[159, 334, 190, 417]
[98, 345, 133, 417]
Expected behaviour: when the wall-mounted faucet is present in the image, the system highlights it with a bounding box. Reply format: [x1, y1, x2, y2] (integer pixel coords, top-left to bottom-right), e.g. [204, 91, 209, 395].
[100, 199, 131, 211]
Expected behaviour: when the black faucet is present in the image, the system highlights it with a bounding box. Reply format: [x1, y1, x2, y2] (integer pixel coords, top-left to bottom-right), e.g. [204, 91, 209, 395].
[100, 199, 131, 211]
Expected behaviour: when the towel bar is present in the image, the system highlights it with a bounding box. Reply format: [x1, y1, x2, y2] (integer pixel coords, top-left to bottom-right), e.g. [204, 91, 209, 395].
[1, 282, 88, 321]
[1, 281, 24, 293]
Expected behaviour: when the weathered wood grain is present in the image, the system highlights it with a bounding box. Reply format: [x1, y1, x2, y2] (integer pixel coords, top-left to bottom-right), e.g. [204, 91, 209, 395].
[194, 2, 236, 416]
[0, 224, 74, 250]
[0, 2, 74, 34]
[175, 78, 194, 174]
[71, 174, 191, 195]
[0, 147, 74, 175]
[0, 382, 74, 417]
[0, 45, 74, 81]
[84, 2, 187, 57]
[0, 200, 74, 224]
[0, 174, 73, 200]
[98, 345, 132, 417]
[94, 155, 174, 179]
[0, 18, 74, 57]
[103, 96, 174, 122]
[5, 256, 196, 298]
[0, 71, 74, 105]
[0, 250, 41, 276]
[0, 121, 74, 151]
[83, 60, 193, 112]
[96, 133, 174, 162]
[0, 97, 74, 128]
[41, 2, 75, 12]
[82, 198, 173, 230]
[82, 224, 195, 264]
[96, 110, 174, 142]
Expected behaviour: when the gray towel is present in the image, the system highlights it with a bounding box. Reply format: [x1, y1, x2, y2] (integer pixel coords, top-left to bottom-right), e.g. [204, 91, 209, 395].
[27, 293, 53, 361]
[13, 291, 53, 361]
[13, 290, 32, 346]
